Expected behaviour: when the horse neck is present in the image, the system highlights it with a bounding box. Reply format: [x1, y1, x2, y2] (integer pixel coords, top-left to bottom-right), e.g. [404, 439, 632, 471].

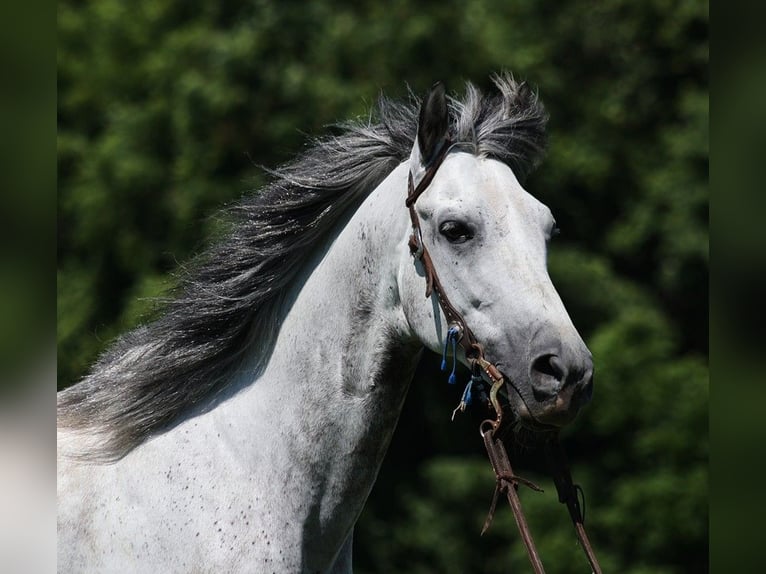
[212, 163, 421, 558]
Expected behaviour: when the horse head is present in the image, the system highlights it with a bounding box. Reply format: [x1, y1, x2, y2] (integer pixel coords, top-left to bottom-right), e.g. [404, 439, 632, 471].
[400, 81, 593, 429]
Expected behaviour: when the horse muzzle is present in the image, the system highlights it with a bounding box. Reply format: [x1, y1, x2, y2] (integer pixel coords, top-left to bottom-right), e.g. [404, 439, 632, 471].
[505, 349, 594, 429]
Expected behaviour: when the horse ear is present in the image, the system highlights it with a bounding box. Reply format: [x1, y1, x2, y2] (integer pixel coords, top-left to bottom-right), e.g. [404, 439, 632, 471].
[416, 82, 449, 167]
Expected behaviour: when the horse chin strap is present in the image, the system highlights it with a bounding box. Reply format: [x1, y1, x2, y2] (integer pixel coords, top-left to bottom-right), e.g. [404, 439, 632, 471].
[406, 141, 602, 574]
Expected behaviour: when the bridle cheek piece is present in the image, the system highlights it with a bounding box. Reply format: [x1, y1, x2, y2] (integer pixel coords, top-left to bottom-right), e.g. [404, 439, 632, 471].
[406, 140, 602, 574]
[406, 148, 507, 426]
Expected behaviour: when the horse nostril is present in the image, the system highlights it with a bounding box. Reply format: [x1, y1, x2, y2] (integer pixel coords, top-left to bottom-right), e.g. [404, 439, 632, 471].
[530, 354, 566, 400]
[531, 354, 565, 381]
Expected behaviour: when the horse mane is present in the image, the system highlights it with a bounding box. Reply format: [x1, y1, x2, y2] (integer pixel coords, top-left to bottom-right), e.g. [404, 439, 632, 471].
[58, 73, 548, 461]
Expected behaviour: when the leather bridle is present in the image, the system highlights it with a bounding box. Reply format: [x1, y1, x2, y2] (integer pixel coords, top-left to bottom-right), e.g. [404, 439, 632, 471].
[406, 141, 509, 428]
[406, 142, 603, 574]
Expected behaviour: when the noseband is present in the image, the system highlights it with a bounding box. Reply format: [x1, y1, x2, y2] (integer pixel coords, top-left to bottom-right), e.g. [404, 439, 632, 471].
[406, 143, 602, 574]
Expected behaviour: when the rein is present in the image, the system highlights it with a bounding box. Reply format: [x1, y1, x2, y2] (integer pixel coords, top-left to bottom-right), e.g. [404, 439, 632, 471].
[406, 144, 602, 574]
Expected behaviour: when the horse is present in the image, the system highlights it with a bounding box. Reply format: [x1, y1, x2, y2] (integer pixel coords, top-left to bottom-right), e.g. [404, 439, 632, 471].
[57, 73, 594, 573]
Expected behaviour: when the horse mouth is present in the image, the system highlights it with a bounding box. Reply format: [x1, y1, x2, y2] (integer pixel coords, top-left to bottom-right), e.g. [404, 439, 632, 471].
[501, 373, 580, 431]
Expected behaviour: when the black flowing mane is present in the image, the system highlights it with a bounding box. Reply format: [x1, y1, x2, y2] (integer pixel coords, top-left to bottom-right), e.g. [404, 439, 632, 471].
[58, 73, 548, 461]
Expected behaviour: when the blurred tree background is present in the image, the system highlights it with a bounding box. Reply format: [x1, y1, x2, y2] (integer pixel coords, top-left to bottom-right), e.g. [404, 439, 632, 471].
[58, 0, 708, 572]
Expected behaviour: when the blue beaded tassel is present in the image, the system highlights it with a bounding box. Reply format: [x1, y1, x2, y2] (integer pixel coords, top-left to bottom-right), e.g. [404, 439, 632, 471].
[452, 375, 481, 420]
[441, 325, 460, 385]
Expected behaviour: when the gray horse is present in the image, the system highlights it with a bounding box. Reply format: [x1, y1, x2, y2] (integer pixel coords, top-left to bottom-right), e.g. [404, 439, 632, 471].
[58, 74, 593, 572]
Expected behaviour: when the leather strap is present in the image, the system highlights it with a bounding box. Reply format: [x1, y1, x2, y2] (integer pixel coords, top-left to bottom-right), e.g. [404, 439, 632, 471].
[406, 151, 480, 354]
[481, 425, 604, 574]
[546, 437, 603, 574]
[482, 424, 546, 574]
[406, 143, 506, 417]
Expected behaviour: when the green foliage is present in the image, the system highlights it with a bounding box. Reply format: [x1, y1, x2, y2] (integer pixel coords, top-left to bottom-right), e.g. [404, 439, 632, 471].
[58, 0, 707, 570]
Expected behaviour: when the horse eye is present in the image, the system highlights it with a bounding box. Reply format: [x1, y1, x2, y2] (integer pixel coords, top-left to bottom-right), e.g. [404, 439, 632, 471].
[439, 220, 474, 243]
